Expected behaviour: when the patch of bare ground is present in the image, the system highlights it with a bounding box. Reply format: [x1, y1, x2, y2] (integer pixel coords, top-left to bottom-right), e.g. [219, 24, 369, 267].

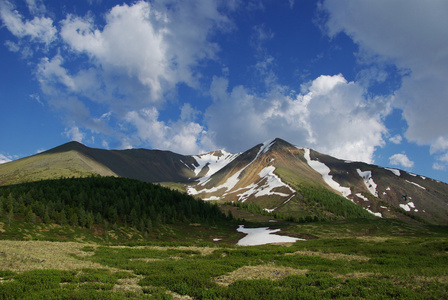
[0, 240, 108, 272]
[356, 236, 389, 242]
[215, 264, 307, 286]
[168, 291, 193, 300]
[286, 250, 370, 261]
[411, 275, 448, 284]
[112, 276, 143, 294]
[333, 272, 375, 279]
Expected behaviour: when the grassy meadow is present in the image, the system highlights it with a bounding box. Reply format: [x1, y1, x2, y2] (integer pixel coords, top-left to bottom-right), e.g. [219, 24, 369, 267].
[1, 216, 447, 299]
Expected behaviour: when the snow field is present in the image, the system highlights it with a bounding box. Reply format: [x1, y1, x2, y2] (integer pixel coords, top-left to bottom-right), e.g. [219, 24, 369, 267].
[302, 148, 351, 198]
[236, 225, 304, 246]
[356, 169, 378, 197]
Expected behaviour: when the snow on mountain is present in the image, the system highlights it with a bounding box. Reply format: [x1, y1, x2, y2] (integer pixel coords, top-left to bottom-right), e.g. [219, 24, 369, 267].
[385, 168, 401, 176]
[405, 180, 426, 190]
[188, 139, 296, 202]
[302, 148, 351, 198]
[356, 169, 378, 197]
[192, 150, 240, 179]
[232, 166, 295, 202]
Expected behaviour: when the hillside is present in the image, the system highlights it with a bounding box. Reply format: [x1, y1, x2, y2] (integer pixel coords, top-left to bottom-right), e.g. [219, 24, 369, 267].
[0, 176, 229, 241]
[1, 138, 448, 224]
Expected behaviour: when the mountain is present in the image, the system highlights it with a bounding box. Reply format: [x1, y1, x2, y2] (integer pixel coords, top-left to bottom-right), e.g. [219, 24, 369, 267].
[187, 138, 448, 224]
[1, 138, 448, 224]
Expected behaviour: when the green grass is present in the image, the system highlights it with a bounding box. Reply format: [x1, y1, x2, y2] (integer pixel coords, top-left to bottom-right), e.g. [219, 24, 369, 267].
[3, 235, 445, 299]
[1, 215, 447, 299]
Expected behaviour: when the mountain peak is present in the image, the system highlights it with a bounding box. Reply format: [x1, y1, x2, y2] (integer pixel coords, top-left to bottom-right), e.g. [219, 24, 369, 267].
[43, 141, 88, 154]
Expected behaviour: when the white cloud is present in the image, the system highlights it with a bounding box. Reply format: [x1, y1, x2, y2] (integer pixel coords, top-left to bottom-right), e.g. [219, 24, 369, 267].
[433, 151, 448, 171]
[322, 0, 448, 167]
[125, 107, 211, 154]
[0, 153, 12, 164]
[389, 135, 402, 145]
[30, 0, 234, 152]
[58, 0, 233, 103]
[207, 74, 390, 163]
[37, 55, 76, 91]
[0, 0, 56, 45]
[389, 153, 414, 168]
[25, 0, 47, 16]
[433, 163, 445, 171]
[64, 126, 85, 143]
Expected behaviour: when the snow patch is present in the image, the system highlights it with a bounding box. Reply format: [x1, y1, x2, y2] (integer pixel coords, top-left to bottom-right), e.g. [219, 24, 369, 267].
[193, 150, 240, 178]
[365, 208, 382, 218]
[261, 139, 276, 155]
[405, 180, 426, 190]
[303, 148, 351, 198]
[233, 166, 295, 202]
[399, 204, 411, 212]
[356, 169, 378, 197]
[203, 196, 221, 201]
[385, 168, 400, 176]
[356, 193, 369, 202]
[236, 225, 304, 246]
[400, 202, 417, 212]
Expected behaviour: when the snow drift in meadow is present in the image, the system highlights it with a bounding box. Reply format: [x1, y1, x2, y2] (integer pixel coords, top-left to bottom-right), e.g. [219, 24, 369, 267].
[236, 225, 304, 246]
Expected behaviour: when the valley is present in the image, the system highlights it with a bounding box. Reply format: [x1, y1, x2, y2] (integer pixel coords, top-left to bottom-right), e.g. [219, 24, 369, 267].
[0, 138, 448, 298]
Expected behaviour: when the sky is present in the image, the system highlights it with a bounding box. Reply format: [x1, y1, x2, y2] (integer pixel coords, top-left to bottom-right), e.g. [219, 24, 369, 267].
[1, 0, 448, 183]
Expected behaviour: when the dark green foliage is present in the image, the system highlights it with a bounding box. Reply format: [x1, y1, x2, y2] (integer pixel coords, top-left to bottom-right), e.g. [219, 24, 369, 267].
[0, 176, 229, 233]
[295, 185, 373, 220]
[0, 269, 138, 299]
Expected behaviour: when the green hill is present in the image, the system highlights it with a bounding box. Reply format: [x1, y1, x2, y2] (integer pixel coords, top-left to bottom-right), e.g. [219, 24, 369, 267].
[0, 176, 230, 243]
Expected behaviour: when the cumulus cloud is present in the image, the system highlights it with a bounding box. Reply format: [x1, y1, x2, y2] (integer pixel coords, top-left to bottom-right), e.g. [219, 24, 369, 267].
[207, 74, 390, 163]
[389, 153, 414, 169]
[322, 0, 448, 166]
[1, 0, 235, 153]
[58, 0, 233, 103]
[125, 107, 211, 154]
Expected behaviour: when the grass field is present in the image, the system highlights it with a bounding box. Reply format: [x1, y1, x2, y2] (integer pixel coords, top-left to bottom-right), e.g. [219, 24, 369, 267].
[1, 216, 447, 299]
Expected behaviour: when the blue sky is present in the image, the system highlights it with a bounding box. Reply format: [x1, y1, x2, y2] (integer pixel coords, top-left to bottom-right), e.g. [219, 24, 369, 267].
[1, 0, 448, 183]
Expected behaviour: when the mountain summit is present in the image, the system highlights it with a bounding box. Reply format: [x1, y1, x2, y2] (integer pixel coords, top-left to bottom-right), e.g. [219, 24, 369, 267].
[1, 138, 448, 224]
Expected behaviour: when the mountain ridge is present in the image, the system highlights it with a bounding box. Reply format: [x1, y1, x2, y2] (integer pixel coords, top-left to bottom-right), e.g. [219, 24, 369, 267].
[1, 138, 448, 224]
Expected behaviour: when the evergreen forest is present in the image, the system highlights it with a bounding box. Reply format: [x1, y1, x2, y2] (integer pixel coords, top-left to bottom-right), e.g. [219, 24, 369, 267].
[0, 176, 229, 234]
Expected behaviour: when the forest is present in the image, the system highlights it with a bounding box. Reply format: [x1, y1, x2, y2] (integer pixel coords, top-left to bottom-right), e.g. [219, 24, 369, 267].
[0, 176, 229, 234]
